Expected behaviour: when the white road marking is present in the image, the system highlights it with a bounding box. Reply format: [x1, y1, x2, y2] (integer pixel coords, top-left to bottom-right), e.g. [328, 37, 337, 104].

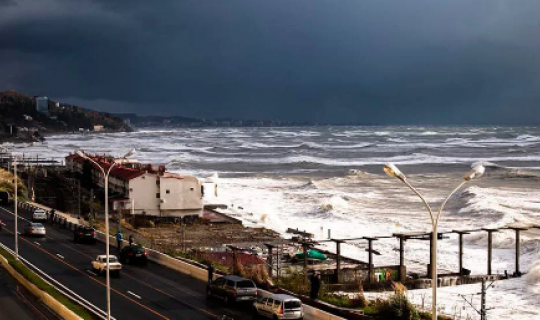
[34, 241, 41, 246]
[86, 270, 97, 276]
[56, 254, 64, 259]
[127, 291, 141, 300]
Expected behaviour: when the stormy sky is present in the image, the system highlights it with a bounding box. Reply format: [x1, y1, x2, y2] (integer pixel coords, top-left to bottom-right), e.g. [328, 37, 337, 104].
[1, 0, 540, 124]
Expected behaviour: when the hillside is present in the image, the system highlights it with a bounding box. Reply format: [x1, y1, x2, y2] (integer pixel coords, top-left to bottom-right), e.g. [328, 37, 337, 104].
[0, 90, 132, 142]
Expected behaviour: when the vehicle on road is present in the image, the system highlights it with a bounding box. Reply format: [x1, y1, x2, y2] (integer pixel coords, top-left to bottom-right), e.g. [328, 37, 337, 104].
[119, 244, 148, 265]
[24, 223, 46, 237]
[0, 219, 5, 231]
[91, 255, 122, 277]
[32, 209, 47, 222]
[73, 226, 96, 244]
[206, 275, 257, 304]
[252, 294, 303, 320]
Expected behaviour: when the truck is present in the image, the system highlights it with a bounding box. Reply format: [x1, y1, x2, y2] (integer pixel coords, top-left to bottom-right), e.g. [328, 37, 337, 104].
[91, 255, 122, 277]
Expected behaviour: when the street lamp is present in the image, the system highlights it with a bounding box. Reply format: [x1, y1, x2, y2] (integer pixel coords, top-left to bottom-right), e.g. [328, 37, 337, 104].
[76, 149, 135, 320]
[384, 163, 485, 320]
[13, 157, 19, 260]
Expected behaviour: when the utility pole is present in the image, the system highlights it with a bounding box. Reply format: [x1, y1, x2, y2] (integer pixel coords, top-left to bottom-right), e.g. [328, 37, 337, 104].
[90, 188, 94, 219]
[78, 180, 81, 219]
[480, 278, 487, 320]
[460, 277, 493, 320]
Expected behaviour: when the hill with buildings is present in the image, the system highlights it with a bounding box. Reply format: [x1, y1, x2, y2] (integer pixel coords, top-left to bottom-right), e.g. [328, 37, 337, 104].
[0, 90, 132, 143]
[115, 113, 317, 128]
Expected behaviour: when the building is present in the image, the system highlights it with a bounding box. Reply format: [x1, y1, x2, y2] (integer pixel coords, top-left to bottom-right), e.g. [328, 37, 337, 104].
[36, 97, 49, 116]
[93, 125, 104, 132]
[65, 153, 204, 218]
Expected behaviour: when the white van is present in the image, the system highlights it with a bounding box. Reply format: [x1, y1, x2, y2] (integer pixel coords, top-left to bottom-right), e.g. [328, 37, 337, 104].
[252, 294, 303, 320]
[32, 209, 47, 222]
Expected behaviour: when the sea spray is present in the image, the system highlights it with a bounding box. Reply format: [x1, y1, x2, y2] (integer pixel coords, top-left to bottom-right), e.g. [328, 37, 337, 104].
[526, 257, 540, 294]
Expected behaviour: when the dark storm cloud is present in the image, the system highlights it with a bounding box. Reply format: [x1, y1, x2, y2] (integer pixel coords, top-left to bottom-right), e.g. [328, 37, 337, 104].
[1, 0, 540, 124]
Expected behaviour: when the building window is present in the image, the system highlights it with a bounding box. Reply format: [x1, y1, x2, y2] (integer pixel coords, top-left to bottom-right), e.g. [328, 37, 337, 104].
[129, 188, 133, 192]
[166, 190, 170, 194]
[156, 180, 160, 185]
[156, 193, 160, 198]
[190, 187, 194, 191]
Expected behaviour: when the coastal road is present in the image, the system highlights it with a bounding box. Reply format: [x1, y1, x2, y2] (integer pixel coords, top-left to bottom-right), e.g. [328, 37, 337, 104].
[0, 267, 59, 320]
[0, 204, 252, 320]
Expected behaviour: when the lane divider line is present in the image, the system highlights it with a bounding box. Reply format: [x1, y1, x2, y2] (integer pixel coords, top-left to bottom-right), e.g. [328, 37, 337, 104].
[127, 291, 142, 300]
[86, 270, 97, 276]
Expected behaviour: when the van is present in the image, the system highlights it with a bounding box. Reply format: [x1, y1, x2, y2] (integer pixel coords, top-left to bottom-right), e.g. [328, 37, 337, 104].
[252, 294, 303, 320]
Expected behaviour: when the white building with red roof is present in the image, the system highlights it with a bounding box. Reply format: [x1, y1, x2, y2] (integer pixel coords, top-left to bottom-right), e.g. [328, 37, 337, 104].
[65, 153, 203, 218]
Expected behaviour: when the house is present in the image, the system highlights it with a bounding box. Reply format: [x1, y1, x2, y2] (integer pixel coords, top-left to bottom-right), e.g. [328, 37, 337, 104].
[65, 153, 204, 218]
[93, 125, 104, 132]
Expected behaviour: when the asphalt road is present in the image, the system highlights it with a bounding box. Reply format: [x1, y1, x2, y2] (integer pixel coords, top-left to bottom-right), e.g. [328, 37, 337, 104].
[0, 205, 253, 320]
[0, 267, 59, 320]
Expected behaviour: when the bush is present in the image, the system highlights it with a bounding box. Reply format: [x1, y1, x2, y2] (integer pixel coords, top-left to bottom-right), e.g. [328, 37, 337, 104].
[368, 294, 420, 320]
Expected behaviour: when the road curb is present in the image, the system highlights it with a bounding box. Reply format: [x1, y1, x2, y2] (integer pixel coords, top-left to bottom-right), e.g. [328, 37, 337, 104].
[0, 254, 84, 320]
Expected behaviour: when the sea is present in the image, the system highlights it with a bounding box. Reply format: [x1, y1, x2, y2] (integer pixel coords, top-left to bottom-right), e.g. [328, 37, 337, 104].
[7, 125, 540, 319]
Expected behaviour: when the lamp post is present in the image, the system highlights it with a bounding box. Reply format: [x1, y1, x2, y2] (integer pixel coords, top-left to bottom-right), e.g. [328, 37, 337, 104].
[13, 157, 19, 260]
[384, 163, 485, 320]
[76, 149, 135, 320]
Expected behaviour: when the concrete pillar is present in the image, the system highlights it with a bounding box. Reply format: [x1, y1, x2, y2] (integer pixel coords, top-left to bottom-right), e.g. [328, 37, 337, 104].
[487, 231, 492, 275]
[459, 233, 464, 277]
[512, 228, 526, 277]
[367, 239, 374, 283]
[336, 241, 341, 284]
[399, 236, 405, 281]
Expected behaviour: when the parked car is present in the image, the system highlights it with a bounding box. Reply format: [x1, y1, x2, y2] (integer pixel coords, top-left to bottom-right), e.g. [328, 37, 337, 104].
[32, 209, 47, 222]
[73, 226, 96, 244]
[91, 255, 122, 277]
[252, 294, 304, 320]
[206, 275, 257, 304]
[119, 244, 148, 265]
[24, 222, 46, 237]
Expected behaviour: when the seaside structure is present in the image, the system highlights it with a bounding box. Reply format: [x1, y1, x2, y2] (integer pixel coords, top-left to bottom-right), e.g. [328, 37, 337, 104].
[65, 153, 203, 218]
[36, 97, 48, 116]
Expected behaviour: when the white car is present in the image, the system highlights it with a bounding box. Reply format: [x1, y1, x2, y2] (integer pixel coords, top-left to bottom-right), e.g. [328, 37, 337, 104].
[24, 223, 46, 237]
[32, 209, 47, 222]
[91, 255, 122, 277]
